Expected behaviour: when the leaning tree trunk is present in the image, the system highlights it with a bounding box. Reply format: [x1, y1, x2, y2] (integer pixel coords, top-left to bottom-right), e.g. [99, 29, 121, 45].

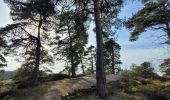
[32, 19, 42, 85]
[94, 0, 108, 99]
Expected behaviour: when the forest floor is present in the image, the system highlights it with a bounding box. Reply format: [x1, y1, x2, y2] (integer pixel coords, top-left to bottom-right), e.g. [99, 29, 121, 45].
[0, 74, 170, 100]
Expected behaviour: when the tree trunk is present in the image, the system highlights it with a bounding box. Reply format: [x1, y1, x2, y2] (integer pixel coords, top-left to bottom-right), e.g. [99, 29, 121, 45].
[94, 0, 108, 99]
[32, 19, 42, 85]
[165, 23, 170, 43]
[111, 47, 115, 74]
[168, 30, 170, 42]
[70, 53, 76, 77]
[68, 26, 76, 77]
[80, 55, 85, 74]
[91, 60, 94, 74]
[167, 29, 170, 43]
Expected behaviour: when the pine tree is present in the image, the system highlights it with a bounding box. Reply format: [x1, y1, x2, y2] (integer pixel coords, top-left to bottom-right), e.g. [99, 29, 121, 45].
[53, 10, 88, 77]
[73, 0, 123, 99]
[86, 45, 96, 74]
[125, 0, 170, 43]
[160, 58, 170, 76]
[14, 46, 54, 81]
[104, 39, 121, 74]
[1, 0, 57, 85]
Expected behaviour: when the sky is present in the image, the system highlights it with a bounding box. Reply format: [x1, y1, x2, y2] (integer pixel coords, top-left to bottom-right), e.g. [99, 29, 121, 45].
[0, 0, 170, 73]
[116, 1, 170, 73]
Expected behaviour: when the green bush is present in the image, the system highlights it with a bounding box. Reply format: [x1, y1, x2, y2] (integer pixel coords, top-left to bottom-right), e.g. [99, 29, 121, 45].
[130, 62, 157, 78]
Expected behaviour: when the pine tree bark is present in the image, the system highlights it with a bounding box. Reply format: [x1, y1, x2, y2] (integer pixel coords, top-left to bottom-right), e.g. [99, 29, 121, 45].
[94, 0, 108, 99]
[168, 31, 170, 42]
[68, 26, 76, 77]
[165, 23, 170, 43]
[91, 60, 94, 74]
[32, 19, 42, 85]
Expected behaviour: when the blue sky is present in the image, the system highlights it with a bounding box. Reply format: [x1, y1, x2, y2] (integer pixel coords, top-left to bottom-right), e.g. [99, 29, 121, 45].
[0, 0, 170, 73]
[116, 1, 170, 73]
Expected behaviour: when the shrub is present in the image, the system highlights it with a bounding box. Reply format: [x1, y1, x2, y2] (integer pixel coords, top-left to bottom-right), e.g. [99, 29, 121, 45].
[130, 62, 157, 78]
